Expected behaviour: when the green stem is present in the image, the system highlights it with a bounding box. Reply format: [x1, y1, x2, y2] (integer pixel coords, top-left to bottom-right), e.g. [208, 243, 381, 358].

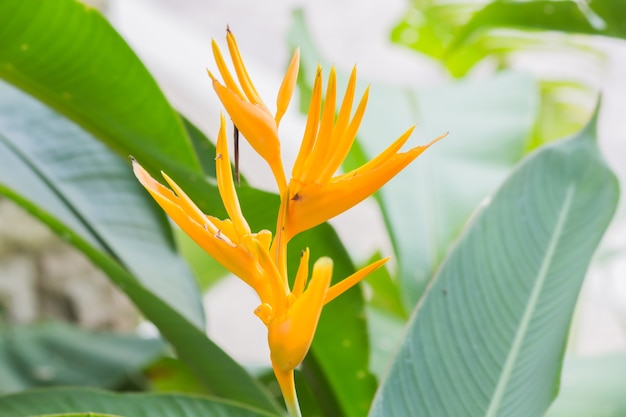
[286, 395, 302, 417]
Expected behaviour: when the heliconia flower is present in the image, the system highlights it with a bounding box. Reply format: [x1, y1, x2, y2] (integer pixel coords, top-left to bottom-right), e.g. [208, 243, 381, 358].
[134, 29, 442, 417]
[133, 113, 389, 416]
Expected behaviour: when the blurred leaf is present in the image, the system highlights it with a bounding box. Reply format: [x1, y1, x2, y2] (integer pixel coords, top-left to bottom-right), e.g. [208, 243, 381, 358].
[546, 354, 626, 417]
[390, 0, 507, 77]
[0, 322, 164, 394]
[452, 0, 626, 52]
[529, 81, 597, 150]
[0, 82, 280, 413]
[363, 254, 407, 320]
[390, 1, 482, 61]
[391, 1, 613, 78]
[0, 388, 278, 417]
[365, 308, 405, 380]
[369, 113, 620, 416]
[363, 72, 537, 309]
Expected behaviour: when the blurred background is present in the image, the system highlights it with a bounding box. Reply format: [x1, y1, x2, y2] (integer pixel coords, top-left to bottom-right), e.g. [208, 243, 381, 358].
[1, 0, 625, 379]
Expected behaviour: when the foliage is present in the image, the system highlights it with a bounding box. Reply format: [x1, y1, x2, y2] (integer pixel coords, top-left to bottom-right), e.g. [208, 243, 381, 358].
[0, 0, 623, 416]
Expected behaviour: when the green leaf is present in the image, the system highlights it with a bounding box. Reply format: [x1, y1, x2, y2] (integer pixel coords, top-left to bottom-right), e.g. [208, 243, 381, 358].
[0, 322, 164, 393]
[451, 0, 626, 52]
[546, 354, 626, 417]
[0, 0, 201, 177]
[390, 1, 481, 62]
[361, 72, 538, 309]
[369, 113, 619, 416]
[0, 82, 280, 414]
[391, 1, 614, 78]
[0, 0, 220, 242]
[363, 254, 407, 320]
[0, 388, 278, 417]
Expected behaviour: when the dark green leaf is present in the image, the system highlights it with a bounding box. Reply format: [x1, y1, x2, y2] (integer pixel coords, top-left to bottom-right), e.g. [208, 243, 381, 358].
[0, 0, 201, 177]
[369, 113, 619, 416]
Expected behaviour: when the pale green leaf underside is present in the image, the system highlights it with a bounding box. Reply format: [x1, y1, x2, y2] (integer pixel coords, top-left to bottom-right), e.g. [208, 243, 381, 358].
[369, 114, 619, 416]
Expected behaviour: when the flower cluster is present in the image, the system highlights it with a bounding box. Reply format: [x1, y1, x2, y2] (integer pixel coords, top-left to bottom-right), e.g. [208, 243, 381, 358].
[133, 29, 442, 416]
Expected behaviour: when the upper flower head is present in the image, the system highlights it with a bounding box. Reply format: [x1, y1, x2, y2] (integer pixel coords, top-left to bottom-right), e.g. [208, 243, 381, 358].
[209, 31, 445, 244]
[284, 65, 446, 240]
[208, 27, 299, 194]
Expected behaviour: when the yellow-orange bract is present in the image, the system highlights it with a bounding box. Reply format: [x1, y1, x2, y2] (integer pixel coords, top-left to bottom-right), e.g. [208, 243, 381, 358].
[133, 28, 442, 415]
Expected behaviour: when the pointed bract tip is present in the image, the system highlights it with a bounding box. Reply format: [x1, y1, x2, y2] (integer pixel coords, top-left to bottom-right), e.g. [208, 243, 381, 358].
[429, 131, 448, 146]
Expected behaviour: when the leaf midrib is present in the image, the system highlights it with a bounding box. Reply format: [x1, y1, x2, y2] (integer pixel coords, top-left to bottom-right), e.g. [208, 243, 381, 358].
[485, 184, 575, 417]
[0, 131, 119, 262]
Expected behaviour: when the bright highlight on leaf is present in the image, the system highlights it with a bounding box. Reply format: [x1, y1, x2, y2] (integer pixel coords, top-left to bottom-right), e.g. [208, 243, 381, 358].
[133, 28, 441, 416]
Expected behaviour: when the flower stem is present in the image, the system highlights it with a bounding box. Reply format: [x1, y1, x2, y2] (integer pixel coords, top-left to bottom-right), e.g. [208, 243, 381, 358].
[273, 365, 302, 417]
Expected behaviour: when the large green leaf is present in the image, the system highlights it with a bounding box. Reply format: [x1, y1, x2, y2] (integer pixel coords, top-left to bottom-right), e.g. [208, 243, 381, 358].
[0, 388, 277, 417]
[0, 322, 164, 393]
[546, 354, 626, 417]
[0, 82, 280, 414]
[369, 114, 619, 416]
[363, 72, 537, 309]
[0, 0, 201, 175]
